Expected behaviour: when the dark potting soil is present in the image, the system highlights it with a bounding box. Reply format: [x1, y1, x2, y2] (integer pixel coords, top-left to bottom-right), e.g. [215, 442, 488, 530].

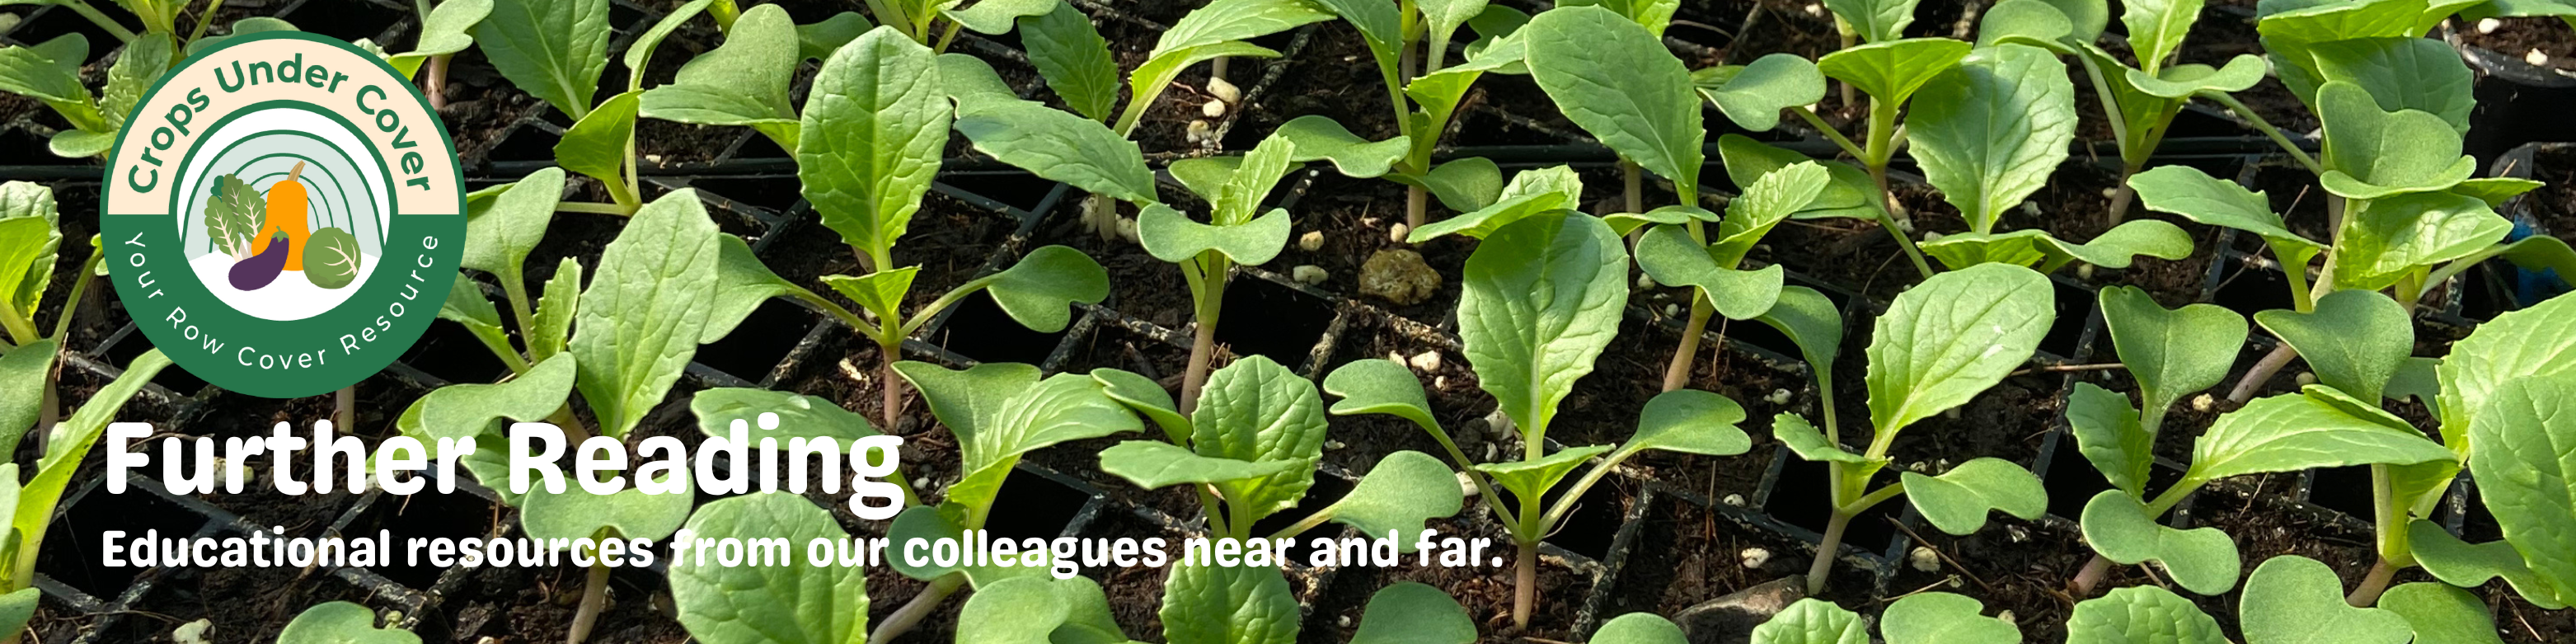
[2521, 145, 2576, 237]
[1888, 515, 2086, 642]
[51, 560, 378, 643]
[2460, 16, 2576, 73]
[1303, 513, 1590, 644]
[761, 191, 1016, 313]
[1238, 21, 1400, 145]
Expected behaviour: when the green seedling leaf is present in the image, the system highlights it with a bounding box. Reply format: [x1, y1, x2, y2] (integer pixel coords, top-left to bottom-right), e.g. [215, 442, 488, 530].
[1978, 0, 2076, 51]
[1407, 166, 1582, 242]
[1621, 389, 1753, 457]
[2452, 176, 2546, 207]
[1020, 1, 1118, 121]
[1211, 134, 1303, 223]
[569, 190, 725, 439]
[1921, 223, 2192, 272]
[945, 0, 1057, 34]
[897, 361, 1140, 514]
[520, 472, 692, 541]
[2067, 382, 2151, 496]
[940, 53, 1022, 115]
[303, 228, 364, 289]
[476, 0, 611, 118]
[956, 576, 1128, 644]
[1826, 0, 1922, 42]
[1474, 444, 1613, 505]
[2254, 289, 2411, 402]
[624, 0, 711, 79]
[2240, 555, 2413, 644]
[555, 90, 640, 204]
[14, 349, 168, 590]
[2379, 582, 2503, 644]
[2100, 285, 2246, 424]
[2440, 289, 2576, 450]
[1635, 225, 1785, 320]
[2066, 585, 2225, 643]
[1710, 162, 1831, 265]
[1593, 613, 1688, 644]
[690, 388, 881, 441]
[1717, 135, 1880, 219]
[189, 17, 298, 55]
[395, 355, 575, 504]
[1525, 5, 1705, 195]
[1274, 115, 1409, 179]
[2123, 55, 2268, 99]
[1321, 359, 1438, 430]
[800, 26, 948, 258]
[1750, 598, 1868, 644]
[955, 101, 1157, 204]
[0, 184, 59, 315]
[884, 504, 1054, 585]
[641, 4, 801, 149]
[2080, 490, 2241, 595]
[1138, 204, 1294, 266]
[2335, 190, 2511, 291]
[1817, 38, 1973, 110]
[1161, 562, 1298, 644]
[2034, 0, 2109, 40]
[2316, 82, 2475, 200]
[1128, 41, 1283, 131]
[1911, 43, 2076, 233]
[1397, 157, 1508, 214]
[1152, 0, 1333, 55]
[1883, 592, 2020, 643]
[671, 493, 871, 644]
[1459, 213, 1628, 441]
[1191, 355, 1330, 522]
[2407, 519, 2567, 609]
[2122, 0, 2203, 73]
[277, 602, 416, 644]
[1556, 0, 1677, 35]
[703, 236, 795, 344]
[2466, 373, 2576, 605]
[1419, 0, 1495, 50]
[1903, 458, 2044, 535]
[2128, 165, 2323, 252]
[1100, 440, 1299, 488]
[977, 245, 1108, 332]
[1604, 204, 1720, 237]
[2191, 386, 2453, 482]
[459, 167, 561, 282]
[1350, 582, 1475, 644]
[100, 34, 172, 132]
[0, 340, 54, 458]
[2309, 36, 2473, 133]
[389, 0, 492, 78]
[0, 587, 35, 642]
[1092, 368, 1190, 443]
[1772, 412, 1876, 465]
[1755, 285, 1844, 384]
[1865, 262, 2053, 435]
[1328, 451, 1465, 546]
[1692, 53, 1825, 131]
[0, 35, 96, 119]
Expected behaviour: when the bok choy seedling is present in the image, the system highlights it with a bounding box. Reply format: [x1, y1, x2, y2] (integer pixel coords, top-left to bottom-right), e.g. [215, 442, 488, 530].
[0, 182, 110, 439]
[958, 576, 1478, 644]
[1083, 355, 1473, 643]
[0, 347, 168, 644]
[1326, 211, 1756, 629]
[669, 492, 880, 644]
[1306, 0, 1532, 230]
[1749, 591, 2021, 643]
[2061, 285, 2247, 595]
[278, 601, 419, 644]
[1773, 262, 2052, 595]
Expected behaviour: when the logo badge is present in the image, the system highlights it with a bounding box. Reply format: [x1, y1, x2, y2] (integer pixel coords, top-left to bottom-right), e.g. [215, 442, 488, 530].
[102, 32, 464, 398]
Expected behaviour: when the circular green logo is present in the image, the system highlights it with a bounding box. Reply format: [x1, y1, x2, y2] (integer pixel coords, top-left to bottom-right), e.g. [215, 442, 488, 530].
[101, 31, 464, 398]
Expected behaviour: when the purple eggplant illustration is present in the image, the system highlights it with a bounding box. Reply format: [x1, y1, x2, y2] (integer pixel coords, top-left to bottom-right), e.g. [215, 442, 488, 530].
[228, 233, 290, 290]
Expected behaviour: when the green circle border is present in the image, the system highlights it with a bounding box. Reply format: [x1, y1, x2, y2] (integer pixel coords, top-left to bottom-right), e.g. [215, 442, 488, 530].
[101, 31, 465, 399]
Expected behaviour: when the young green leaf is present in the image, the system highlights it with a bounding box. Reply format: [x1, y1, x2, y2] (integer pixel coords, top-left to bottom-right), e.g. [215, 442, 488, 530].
[1883, 592, 2020, 644]
[2121, 0, 2203, 73]
[2465, 374, 2576, 606]
[1754, 286, 1846, 388]
[1910, 43, 2076, 233]
[2123, 56, 2268, 99]
[553, 90, 640, 204]
[1772, 412, 1877, 465]
[896, 361, 1141, 514]
[2377, 582, 2503, 644]
[2406, 520, 2567, 609]
[2189, 387, 2453, 482]
[1396, 157, 1509, 214]
[954, 101, 1157, 204]
[640, 3, 801, 150]
[1474, 444, 1613, 505]
[1321, 359, 1439, 430]
[1816, 38, 1972, 110]
[1093, 368, 1192, 442]
[1406, 166, 1583, 242]
[1592, 613, 1689, 644]
[2254, 289, 2411, 402]
[1098, 440, 1300, 488]
[1273, 115, 1409, 179]
[1635, 225, 1785, 320]
[2065, 585, 2226, 644]
[2438, 288, 2576, 448]
[944, 0, 1058, 35]
[690, 388, 881, 441]
[475, 0, 611, 118]
[1020, 1, 1119, 122]
[701, 237, 793, 344]
[1349, 582, 1476, 644]
[955, 576, 1127, 644]
[1749, 599, 1868, 644]
[1152, 0, 1335, 54]
[1458, 212, 1629, 440]
[2099, 285, 2247, 423]
[2067, 382, 2151, 496]
[2126, 165, 2319, 251]
[1978, 0, 2077, 51]
[520, 475, 692, 542]
[1864, 262, 2053, 436]
[670, 493, 871, 644]
[977, 245, 1109, 333]
[569, 190, 725, 439]
[0, 35, 99, 128]
[1717, 135, 1881, 219]
[12, 349, 169, 589]
[531, 259, 582, 359]
[1161, 562, 1298, 644]
[2316, 81, 2475, 200]
[2239, 555, 2413, 644]
[1825, 0, 1923, 43]
[1189, 355, 1330, 519]
[1326, 451, 1465, 547]
[98, 34, 171, 134]
[1902, 458, 2045, 535]
[799, 26, 949, 257]
[1138, 204, 1294, 266]
[0, 340, 52, 458]
[0, 588, 33, 642]
[1692, 54, 1826, 131]
[277, 602, 418, 644]
[1919, 225, 2192, 272]
[396, 355, 575, 504]
[884, 505, 1055, 585]
[2080, 490, 2241, 595]
[2334, 191, 2511, 292]
[1524, 5, 1705, 196]
[2307, 36, 2474, 133]
[387, 0, 492, 78]
[460, 167, 561, 284]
